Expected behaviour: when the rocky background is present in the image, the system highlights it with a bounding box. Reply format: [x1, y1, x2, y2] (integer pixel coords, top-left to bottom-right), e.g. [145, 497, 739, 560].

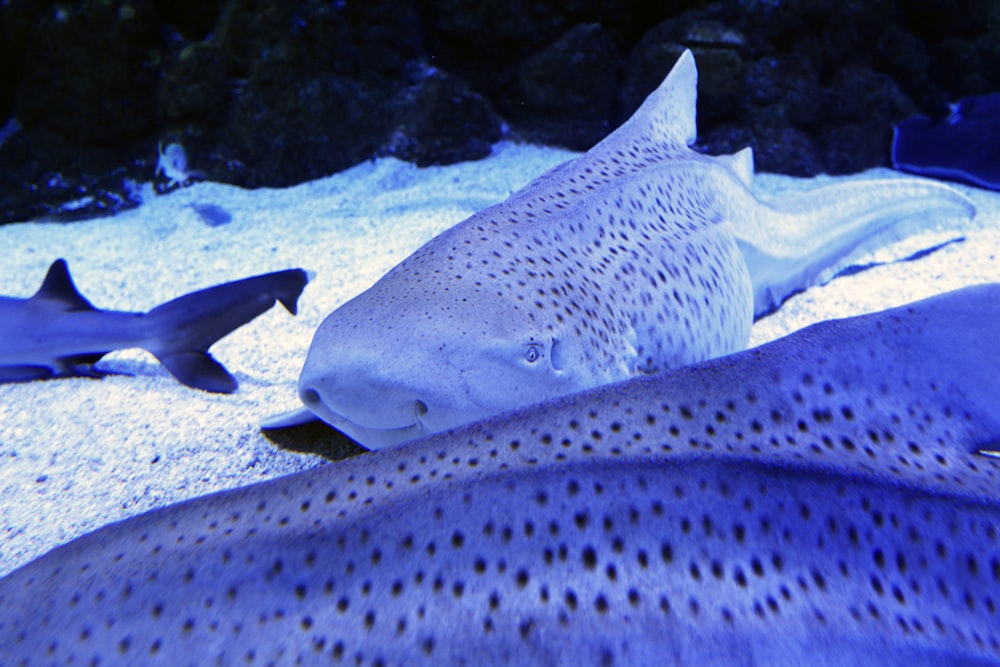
[0, 0, 997, 224]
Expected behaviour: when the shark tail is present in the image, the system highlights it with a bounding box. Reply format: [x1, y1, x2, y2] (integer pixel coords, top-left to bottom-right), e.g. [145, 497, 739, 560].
[143, 268, 311, 393]
[738, 178, 976, 316]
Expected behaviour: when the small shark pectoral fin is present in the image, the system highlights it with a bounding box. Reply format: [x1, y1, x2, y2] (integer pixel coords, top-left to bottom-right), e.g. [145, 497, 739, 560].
[56, 353, 110, 378]
[155, 351, 237, 393]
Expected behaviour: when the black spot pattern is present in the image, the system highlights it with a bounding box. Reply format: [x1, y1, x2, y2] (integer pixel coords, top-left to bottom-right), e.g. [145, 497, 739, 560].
[300, 53, 755, 440]
[1, 457, 997, 665]
[2, 285, 998, 664]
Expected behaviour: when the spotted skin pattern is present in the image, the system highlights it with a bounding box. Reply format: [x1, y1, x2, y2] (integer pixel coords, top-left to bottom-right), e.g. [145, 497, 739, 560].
[300, 160, 755, 444]
[292, 50, 974, 450]
[2, 286, 998, 665]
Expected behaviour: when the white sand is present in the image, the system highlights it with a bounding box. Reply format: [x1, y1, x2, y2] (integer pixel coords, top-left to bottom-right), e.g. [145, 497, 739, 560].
[1, 141, 998, 577]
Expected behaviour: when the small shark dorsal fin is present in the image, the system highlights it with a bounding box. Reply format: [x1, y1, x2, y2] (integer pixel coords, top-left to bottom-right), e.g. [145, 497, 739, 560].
[32, 259, 96, 311]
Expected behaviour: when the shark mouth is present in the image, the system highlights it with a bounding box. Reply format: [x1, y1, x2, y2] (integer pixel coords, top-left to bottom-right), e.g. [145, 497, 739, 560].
[303, 400, 429, 450]
[329, 416, 428, 450]
[294, 383, 437, 449]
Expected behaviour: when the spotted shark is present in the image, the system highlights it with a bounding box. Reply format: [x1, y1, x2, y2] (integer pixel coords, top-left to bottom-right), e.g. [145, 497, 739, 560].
[0, 259, 310, 393]
[3, 285, 999, 665]
[269, 49, 975, 449]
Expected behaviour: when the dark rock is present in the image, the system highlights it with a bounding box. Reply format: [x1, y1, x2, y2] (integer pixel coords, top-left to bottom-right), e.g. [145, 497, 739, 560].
[871, 24, 939, 107]
[384, 65, 502, 166]
[0, 20, 17, 120]
[699, 119, 822, 177]
[824, 66, 916, 125]
[207, 0, 426, 187]
[685, 47, 744, 126]
[513, 23, 621, 150]
[1, 0, 998, 224]
[743, 56, 823, 128]
[422, 0, 632, 86]
[152, 0, 225, 40]
[220, 70, 392, 188]
[819, 122, 894, 175]
[818, 66, 916, 173]
[746, 125, 822, 176]
[934, 37, 993, 95]
[14, 1, 159, 145]
[902, 0, 993, 41]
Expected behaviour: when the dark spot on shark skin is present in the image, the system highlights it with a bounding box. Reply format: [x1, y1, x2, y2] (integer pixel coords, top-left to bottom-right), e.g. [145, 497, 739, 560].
[4, 288, 1000, 663]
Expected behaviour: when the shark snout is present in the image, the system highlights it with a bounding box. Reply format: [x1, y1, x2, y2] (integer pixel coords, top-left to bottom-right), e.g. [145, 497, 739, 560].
[298, 373, 427, 430]
[298, 372, 428, 448]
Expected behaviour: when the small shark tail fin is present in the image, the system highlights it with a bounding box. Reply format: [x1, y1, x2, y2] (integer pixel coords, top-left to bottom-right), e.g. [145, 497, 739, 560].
[737, 178, 975, 316]
[143, 268, 311, 393]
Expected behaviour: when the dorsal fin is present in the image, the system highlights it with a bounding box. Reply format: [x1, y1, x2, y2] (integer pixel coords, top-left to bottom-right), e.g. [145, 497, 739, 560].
[715, 147, 755, 187]
[31, 259, 96, 311]
[604, 48, 697, 150]
[513, 49, 700, 201]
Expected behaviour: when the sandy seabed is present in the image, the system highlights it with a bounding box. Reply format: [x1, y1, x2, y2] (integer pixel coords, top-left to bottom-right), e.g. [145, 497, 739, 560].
[1, 141, 997, 576]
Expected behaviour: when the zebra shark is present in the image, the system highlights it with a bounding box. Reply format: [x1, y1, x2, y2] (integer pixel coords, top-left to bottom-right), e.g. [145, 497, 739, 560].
[275, 49, 974, 449]
[2, 284, 998, 665]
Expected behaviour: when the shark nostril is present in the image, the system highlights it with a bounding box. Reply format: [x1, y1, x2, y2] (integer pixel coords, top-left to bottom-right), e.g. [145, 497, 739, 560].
[415, 400, 428, 418]
[301, 388, 322, 408]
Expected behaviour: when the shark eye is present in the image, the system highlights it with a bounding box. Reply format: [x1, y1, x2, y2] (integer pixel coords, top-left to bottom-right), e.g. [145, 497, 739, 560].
[524, 344, 541, 363]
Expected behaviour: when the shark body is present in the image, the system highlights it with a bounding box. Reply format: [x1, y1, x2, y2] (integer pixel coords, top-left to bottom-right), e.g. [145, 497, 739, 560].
[0, 259, 309, 393]
[281, 50, 974, 449]
[3, 285, 999, 665]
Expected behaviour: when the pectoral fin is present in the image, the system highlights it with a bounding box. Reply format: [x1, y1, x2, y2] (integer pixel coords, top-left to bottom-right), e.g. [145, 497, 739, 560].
[155, 351, 238, 394]
[260, 406, 320, 430]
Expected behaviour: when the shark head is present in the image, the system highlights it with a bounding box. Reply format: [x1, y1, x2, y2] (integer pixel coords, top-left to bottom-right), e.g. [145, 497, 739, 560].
[294, 50, 760, 449]
[298, 227, 633, 448]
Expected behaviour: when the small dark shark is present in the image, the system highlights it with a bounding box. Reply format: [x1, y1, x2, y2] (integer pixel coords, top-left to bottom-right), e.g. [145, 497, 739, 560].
[893, 92, 1000, 190]
[0, 259, 310, 393]
[1, 285, 998, 665]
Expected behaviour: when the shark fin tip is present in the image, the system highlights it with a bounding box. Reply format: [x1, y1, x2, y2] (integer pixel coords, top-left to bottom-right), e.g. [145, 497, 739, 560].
[33, 259, 97, 311]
